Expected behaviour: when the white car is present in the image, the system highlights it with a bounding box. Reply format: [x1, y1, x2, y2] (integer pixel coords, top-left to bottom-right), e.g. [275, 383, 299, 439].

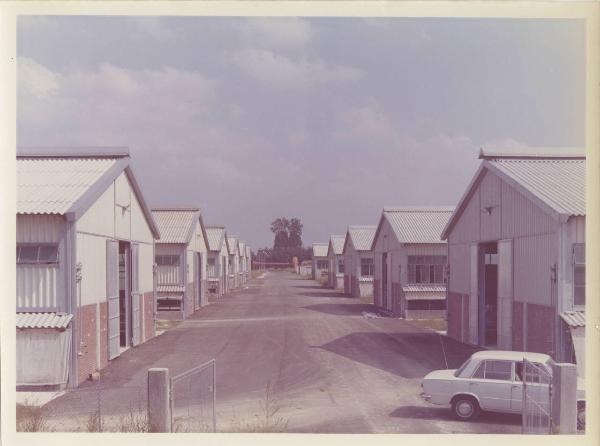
[420, 350, 585, 427]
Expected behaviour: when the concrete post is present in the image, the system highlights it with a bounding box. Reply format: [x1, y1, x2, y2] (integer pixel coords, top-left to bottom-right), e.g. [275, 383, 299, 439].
[551, 362, 577, 434]
[148, 368, 171, 433]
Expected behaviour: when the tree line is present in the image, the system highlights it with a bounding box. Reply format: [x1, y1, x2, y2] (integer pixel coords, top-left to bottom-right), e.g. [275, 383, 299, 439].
[256, 217, 312, 264]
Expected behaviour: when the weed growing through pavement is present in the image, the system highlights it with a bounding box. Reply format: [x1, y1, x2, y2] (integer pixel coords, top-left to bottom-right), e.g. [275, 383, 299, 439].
[16, 402, 52, 432]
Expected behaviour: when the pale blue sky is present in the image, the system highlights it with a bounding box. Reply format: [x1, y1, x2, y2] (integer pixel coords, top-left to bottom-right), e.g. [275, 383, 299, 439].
[17, 16, 585, 248]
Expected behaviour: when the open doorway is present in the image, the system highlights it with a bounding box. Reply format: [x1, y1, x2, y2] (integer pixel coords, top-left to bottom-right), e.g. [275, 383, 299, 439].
[382, 253, 388, 309]
[118, 241, 131, 349]
[479, 242, 498, 346]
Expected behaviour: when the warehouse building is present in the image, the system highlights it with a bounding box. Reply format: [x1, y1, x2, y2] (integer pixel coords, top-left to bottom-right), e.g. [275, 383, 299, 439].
[327, 235, 346, 289]
[342, 226, 377, 297]
[372, 207, 453, 318]
[441, 149, 586, 375]
[205, 226, 230, 297]
[152, 208, 209, 320]
[227, 235, 240, 290]
[16, 148, 160, 388]
[239, 241, 247, 284]
[312, 243, 329, 281]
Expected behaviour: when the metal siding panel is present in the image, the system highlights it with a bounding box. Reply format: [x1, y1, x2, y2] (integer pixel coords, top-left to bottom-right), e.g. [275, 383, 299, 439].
[480, 171, 502, 241]
[77, 233, 108, 306]
[513, 234, 558, 306]
[449, 188, 481, 244]
[76, 182, 115, 237]
[130, 192, 154, 244]
[114, 172, 131, 240]
[448, 243, 470, 295]
[469, 243, 479, 344]
[131, 243, 140, 346]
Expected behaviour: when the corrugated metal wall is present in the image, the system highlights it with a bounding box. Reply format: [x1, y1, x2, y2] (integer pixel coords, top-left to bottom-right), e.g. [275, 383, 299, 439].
[501, 180, 558, 238]
[156, 244, 184, 284]
[77, 183, 115, 237]
[480, 171, 502, 241]
[114, 173, 131, 240]
[17, 215, 66, 310]
[448, 243, 470, 294]
[130, 187, 154, 244]
[77, 233, 107, 306]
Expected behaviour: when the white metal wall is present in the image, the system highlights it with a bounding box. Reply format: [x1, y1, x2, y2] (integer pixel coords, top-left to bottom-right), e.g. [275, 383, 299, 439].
[16, 214, 66, 310]
[156, 244, 184, 285]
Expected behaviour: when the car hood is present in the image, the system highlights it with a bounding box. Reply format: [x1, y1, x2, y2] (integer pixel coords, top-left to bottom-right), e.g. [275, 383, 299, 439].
[423, 369, 457, 381]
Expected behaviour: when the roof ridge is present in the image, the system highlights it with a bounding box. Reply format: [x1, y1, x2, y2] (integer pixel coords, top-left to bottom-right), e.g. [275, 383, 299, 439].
[348, 225, 377, 229]
[383, 206, 454, 212]
[152, 207, 200, 212]
[18, 146, 130, 159]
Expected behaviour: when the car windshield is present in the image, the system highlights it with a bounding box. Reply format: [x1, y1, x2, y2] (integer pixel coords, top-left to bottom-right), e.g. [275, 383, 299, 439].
[454, 359, 471, 377]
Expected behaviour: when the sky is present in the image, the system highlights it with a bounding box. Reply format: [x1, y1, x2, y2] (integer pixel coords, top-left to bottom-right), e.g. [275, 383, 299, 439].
[17, 16, 585, 249]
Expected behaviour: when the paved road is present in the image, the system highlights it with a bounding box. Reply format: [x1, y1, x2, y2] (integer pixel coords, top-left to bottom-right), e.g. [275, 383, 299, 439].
[44, 271, 521, 433]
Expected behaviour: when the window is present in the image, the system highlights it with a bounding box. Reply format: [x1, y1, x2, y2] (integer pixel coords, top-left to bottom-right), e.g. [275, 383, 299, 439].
[338, 259, 345, 274]
[573, 244, 585, 306]
[472, 360, 512, 381]
[407, 255, 446, 284]
[454, 359, 471, 378]
[317, 260, 328, 270]
[361, 258, 374, 276]
[16, 244, 59, 265]
[156, 255, 180, 266]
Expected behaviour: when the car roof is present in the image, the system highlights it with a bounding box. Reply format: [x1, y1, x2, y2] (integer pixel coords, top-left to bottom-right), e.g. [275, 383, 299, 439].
[471, 350, 551, 363]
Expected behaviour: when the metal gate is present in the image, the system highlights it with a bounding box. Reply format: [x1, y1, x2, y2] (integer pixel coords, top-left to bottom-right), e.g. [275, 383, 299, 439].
[522, 359, 553, 434]
[170, 359, 216, 433]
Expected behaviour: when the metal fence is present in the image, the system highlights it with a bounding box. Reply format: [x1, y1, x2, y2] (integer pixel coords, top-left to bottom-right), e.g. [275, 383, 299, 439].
[170, 359, 216, 433]
[17, 379, 148, 432]
[522, 359, 553, 434]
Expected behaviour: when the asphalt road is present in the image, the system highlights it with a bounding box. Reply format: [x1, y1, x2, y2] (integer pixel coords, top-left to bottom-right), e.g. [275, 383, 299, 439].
[44, 271, 522, 433]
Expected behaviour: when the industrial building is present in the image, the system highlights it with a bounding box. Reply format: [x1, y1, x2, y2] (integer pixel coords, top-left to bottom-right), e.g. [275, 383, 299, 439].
[312, 243, 329, 281]
[441, 149, 586, 375]
[342, 226, 377, 297]
[371, 207, 453, 318]
[16, 148, 160, 388]
[152, 208, 209, 320]
[205, 225, 230, 297]
[227, 235, 240, 290]
[327, 235, 346, 289]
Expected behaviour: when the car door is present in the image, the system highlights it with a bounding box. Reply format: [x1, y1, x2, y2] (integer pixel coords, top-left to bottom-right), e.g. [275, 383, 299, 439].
[471, 360, 514, 412]
[512, 361, 551, 414]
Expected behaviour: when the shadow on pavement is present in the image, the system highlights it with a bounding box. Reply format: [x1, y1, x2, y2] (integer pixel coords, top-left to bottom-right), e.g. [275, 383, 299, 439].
[297, 291, 349, 299]
[318, 332, 482, 378]
[303, 303, 377, 315]
[390, 405, 521, 426]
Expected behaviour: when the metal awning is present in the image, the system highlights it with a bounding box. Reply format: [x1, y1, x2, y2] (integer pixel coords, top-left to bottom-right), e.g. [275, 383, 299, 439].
[156, 284, 185, 293]
[16, 312, 73, 329]
[560, 311, 585, 379]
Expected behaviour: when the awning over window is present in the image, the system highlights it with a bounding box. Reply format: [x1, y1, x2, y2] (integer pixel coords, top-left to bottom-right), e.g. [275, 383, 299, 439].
[560, 311, 585, 378]
[16, 312, 73, 330]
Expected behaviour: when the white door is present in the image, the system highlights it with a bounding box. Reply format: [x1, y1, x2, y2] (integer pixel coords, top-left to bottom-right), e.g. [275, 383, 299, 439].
[497, 239, 513, 350]
[131, 243, 141, 347]
[106, 240, 120, 360]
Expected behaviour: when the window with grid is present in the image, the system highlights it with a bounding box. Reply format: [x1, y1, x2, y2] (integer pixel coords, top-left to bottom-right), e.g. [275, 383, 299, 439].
[360, 258, 374, 276]
[338, 259, 345, 274]
[407, 255, 446, 284]
[207, 258, 217, 277]
[16, 244, 59, 265]
[573, 244, 585, 306]
[156, 254, 180, 266]
[317, 260, 328, 269]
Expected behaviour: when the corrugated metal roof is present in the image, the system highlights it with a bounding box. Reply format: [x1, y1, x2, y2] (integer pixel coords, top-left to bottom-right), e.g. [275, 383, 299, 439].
[205, 226, 226, 251]
[227, 235, 239, 255]
[329, 235, 345, 255]
[402, 284, 446, 293]
[17, 157, 118, 214]
[383, 207, 452, 243]
[347, 226, 377, 251]
[560, 311, 585, 328]
[157, 284, 185, 293]
[488, 158, 585, 217]
[312, 243, 329, 257]
[152, 209, 199, 244]
[16, 312, 73, 329]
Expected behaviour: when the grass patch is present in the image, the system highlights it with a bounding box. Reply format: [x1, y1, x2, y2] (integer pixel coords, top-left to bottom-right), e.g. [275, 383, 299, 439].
[16, 403, 52, 432]
[406, 318, 447, 332]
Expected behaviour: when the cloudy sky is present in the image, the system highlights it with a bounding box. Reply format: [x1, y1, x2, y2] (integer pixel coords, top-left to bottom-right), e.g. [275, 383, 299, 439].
[17, 16, 584, 248]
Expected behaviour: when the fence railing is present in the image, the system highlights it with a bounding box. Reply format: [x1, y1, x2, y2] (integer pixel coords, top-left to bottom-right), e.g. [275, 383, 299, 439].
[522, 359, 552, 434]
[170, 359, 216, 432]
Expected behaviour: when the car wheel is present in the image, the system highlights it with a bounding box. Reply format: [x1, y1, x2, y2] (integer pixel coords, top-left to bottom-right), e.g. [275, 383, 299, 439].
[451, 396, 480, 421]
[577, 401, 585, 431]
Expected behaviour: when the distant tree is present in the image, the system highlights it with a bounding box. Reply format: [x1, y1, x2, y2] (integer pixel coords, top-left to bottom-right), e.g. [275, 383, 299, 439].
[288, 217, 303, 248]
[270, 217, 290, 249]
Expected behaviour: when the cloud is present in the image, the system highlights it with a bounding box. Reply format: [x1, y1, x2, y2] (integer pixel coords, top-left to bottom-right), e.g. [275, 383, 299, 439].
[18, 57, 62, 98]
[231, 48, 363, 88]
[234, 17, 313, 49]
[126, 17, 177, 41]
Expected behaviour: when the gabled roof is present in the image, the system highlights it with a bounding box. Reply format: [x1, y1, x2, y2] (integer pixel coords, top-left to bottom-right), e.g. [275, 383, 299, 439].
[151, 208, 208, 246]
[342, 225, 377, 253]
[227, 235, 240, 256]
[205, 225, 228, 252]
[441, 150, 586, 239]
[239, 241, 246, 258]
[312, 243, 329, 258]
[327, 235, 345, 256]
[17, 148, 160, 238]
[374, 207, 453, 246]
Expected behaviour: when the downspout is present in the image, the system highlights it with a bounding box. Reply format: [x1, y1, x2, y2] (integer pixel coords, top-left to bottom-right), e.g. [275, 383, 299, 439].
[65, 214, 78, 388]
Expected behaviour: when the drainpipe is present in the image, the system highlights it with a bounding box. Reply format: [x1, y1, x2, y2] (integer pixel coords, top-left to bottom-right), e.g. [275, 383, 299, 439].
[65, 214, 79, 388]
